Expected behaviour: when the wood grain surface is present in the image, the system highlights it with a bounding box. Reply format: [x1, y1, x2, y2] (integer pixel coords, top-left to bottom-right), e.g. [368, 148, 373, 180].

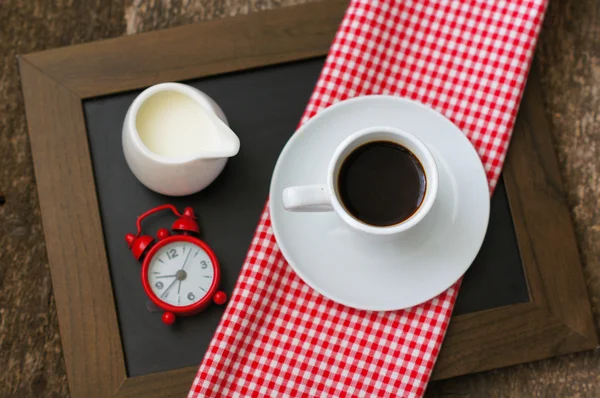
[1, 0, 599, 397]
[19, 55, 127, 398]
[22, 1, 345, 98]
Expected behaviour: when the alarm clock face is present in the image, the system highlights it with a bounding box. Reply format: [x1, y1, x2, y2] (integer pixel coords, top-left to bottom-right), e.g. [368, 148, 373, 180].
[147, 241, 215, 307]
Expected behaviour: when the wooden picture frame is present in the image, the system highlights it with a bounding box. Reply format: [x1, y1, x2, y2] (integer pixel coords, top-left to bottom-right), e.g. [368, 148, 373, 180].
[18, 1, 596, 397]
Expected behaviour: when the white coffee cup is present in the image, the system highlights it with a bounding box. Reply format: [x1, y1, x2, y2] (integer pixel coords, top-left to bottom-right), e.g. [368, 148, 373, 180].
[282, 126, 438, 236]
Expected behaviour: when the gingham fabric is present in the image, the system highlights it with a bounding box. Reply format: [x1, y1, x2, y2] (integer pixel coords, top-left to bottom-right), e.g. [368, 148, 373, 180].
[190, 1, 547, 396]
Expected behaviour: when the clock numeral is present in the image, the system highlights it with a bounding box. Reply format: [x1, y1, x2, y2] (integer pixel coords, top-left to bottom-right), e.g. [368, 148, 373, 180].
[166, 248, 178, 260]
[187, 292, 195, 301]
[155, 281, 164, 289]
[200, 260, 208, 269]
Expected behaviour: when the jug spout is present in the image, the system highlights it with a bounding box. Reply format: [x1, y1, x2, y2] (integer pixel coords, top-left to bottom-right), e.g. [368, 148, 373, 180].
[212, 116, 240, 158]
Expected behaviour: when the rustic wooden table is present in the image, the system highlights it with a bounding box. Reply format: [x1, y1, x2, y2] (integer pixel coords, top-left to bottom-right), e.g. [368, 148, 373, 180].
[0, 1, 598, 397]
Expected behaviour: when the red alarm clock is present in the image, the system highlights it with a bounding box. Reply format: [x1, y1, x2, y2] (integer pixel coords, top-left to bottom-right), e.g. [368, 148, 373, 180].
[125, 204, 227, 325]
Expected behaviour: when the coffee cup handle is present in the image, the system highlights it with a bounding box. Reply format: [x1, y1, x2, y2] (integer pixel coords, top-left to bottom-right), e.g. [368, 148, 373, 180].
[282, 185, 334, 212]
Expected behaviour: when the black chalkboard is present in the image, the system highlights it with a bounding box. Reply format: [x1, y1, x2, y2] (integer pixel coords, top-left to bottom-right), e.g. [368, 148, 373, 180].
[83, 57, 528, 378]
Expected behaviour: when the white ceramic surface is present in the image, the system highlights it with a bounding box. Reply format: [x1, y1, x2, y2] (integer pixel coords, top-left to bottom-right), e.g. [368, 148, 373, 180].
[282, 125, 439, 236]
[269, 95, 490, 311]
[122, 82, 240, 197]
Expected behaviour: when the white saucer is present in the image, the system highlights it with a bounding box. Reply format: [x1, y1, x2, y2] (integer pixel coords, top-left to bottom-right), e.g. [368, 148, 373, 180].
[269, 95, 490, 311]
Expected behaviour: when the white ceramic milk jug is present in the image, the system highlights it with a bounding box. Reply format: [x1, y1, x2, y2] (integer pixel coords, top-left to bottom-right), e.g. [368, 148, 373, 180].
[122, 83, 240, 196]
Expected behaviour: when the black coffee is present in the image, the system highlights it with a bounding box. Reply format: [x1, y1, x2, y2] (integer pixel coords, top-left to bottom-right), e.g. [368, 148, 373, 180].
[337, 141, 426, 226]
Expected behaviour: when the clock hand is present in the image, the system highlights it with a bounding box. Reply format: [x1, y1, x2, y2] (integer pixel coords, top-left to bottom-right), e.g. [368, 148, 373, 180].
[155, 274, 177, 278]
[161, 278, 178, 299]
[177, 281, 182, 305]
[180, 248, 192, 271]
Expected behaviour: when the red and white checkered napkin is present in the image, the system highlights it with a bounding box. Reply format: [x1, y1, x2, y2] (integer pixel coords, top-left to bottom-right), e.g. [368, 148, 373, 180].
[190, 1, 547, 396]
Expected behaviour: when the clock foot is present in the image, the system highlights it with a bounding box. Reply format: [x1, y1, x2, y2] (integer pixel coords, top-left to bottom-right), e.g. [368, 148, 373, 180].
[162, 311, 176, 325]
[213, 291, 227, 305]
